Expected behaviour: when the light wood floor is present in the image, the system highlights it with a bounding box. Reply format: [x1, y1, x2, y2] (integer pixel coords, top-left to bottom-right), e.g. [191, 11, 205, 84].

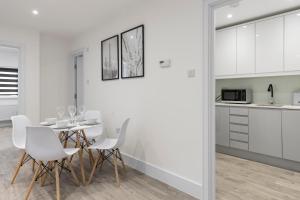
[0, 127, 196, 200]
[217, 153, 300, 200]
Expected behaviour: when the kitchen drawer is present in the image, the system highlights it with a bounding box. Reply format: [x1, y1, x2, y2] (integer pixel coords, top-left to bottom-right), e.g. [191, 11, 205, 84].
[230, 115, 248, 125]
[230, 124, 248, 133]
[230, 107, 248, 116]
[230, 140, 249, 150]
[230, 132, 248, 142]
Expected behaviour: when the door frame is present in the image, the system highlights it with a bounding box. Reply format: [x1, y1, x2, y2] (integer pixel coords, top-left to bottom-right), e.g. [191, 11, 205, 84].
[72, 49, 85, 109]
[202, 1, 241, 200]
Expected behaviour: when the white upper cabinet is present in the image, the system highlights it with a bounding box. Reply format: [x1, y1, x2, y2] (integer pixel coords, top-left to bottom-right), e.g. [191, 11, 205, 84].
[237, 24, 255, 74]
[256, 17, 283, 73]
[256, 17, 284, 73]
[215, 28, 236, 76]
[285, 13, 300, 71]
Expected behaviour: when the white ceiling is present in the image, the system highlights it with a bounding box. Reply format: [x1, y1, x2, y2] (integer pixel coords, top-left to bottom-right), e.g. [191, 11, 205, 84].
[215, 0, 300, 28]
[0, 0, 143, 38]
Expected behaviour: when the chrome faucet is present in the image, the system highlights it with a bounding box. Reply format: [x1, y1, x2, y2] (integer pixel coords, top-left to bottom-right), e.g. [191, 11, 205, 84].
[267, 84, 274, 104]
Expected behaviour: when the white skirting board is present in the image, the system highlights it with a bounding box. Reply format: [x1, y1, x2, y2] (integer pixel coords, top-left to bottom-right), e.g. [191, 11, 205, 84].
[121, 152, 202, 199]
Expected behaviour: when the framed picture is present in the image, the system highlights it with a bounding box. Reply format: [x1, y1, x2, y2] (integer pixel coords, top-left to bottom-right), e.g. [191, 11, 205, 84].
[121, 25, 144, 79]
[101, 35, 119, 81]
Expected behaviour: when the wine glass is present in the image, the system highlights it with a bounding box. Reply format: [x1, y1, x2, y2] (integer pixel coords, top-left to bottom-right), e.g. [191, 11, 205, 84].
[68, 105, 76, 124]
[77, 105, 86, 121]
[56, 106, 65, 120]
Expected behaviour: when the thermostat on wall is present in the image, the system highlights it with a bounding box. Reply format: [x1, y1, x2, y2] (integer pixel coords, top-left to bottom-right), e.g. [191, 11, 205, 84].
[159, 59, 171, 68]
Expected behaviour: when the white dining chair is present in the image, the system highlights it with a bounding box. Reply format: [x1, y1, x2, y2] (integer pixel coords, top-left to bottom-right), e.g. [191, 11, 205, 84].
[24, 126, 80, 200]
[84, 110, 104, 139]
[88, 118, 130, 186]
[10, 115, 32, 184]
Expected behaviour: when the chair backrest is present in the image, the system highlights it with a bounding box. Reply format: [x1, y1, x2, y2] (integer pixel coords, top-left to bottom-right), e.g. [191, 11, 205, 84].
[11, 115, 31, 149]
[115, 118, 130, 148]
[26, 126, 67, 161]
[84, 110, 103, 138]
[85, 110, 102, 123]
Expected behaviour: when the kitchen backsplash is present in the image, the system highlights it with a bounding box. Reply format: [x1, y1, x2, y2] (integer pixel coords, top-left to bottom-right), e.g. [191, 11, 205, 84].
[216, 75, 300, 105]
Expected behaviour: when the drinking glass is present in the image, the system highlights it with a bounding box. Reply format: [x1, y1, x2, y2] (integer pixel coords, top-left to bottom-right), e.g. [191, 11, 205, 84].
[56, 106, 65, 120]
[68, 105, 76, 124]
[77, 105, 86, 121]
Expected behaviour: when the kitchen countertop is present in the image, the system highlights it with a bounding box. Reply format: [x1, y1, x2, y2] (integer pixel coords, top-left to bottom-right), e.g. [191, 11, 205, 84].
[215, 102, 300, 110]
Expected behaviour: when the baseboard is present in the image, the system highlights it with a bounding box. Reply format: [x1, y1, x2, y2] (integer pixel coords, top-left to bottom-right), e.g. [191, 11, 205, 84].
[0, 120, 11, 128]
[217, 145, 300, 172]
[121, 152, 202, 199]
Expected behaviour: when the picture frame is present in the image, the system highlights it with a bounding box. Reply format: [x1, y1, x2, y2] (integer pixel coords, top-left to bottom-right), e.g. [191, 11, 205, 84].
[121, 25, 144, 79]
[101, 35, 119, 81]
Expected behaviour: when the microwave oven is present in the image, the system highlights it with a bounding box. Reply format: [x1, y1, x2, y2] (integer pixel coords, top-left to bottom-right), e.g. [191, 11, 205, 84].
[221, 89, 252, 104]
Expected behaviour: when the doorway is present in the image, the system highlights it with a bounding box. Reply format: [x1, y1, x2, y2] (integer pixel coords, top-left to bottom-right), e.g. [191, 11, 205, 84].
[73, 54, 84, 109]
[0, 45, 21, 127]
[203, 0, 300, 200]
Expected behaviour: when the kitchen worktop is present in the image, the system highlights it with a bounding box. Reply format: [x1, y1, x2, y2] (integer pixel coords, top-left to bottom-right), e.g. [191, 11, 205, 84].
[215, 102, 300, 110]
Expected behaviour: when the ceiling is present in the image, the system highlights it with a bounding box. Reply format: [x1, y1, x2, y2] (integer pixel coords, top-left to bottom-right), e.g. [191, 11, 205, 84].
[215, 0, 300, 28]
[0, 0, 143, 38]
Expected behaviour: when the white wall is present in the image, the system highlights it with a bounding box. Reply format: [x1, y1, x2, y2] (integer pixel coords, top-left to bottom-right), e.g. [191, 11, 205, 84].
[40, 34, 73, 120]
[0, 46, 19, 67]
[72, 0, 203, 198]
[0, 25, 40, 123]
[216, 75, 300, 105]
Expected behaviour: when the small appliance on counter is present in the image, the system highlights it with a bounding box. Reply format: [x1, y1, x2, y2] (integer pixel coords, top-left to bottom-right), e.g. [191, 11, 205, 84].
[293, 91, 300, 106]
[220, 88, 252, 104]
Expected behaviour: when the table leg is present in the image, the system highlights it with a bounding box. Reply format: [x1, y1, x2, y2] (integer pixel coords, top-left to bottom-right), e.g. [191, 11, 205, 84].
[63, 132, 69, 148]
[79, 146, 86, 185]
[81, 130, 95, 167]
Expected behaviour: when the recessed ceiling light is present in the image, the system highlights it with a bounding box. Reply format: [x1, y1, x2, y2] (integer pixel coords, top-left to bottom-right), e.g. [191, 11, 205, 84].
[297, 13, 300, 16]
[130, 35, 134, 39]
[32, 9, 39, 15]
[242, 25, 247, 28]
[227, 14, 233, 19]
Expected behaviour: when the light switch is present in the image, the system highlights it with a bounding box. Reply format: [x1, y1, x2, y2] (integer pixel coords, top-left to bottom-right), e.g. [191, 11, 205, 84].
[187, 69, 196, 78]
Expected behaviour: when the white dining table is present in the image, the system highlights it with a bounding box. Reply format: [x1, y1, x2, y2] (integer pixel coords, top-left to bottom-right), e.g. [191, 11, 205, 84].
[41, 122, 103, 185]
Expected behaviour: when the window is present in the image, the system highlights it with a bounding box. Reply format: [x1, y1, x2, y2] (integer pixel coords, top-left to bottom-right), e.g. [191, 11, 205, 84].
[0, 67, 18, 97]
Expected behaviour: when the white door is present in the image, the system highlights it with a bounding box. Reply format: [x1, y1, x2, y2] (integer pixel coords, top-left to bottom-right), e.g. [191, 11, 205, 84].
[256, 17, 284, 73]
[74, 55, 84, 108]
[215, 28, 237, 76]
[285, 13, 300, 71]
[237, 24, 255, 74]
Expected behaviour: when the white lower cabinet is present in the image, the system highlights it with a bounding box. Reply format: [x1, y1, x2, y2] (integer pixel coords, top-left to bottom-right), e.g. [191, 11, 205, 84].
[282, 110, 300, 162]
[249, 108, 282, 158]
[216, 105, 300, 162]
[216, 106, 229, 147]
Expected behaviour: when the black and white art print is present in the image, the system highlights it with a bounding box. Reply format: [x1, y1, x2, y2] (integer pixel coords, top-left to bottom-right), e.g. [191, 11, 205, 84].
[101, 35, 119, 81]
[121, 25, 144, 79]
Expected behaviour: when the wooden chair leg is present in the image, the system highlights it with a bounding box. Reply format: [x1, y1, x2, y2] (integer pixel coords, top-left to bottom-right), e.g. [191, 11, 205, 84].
[99, 150, 105, 171]
[113, 150, 120, 186]
[24, 161, 42, 200]
[32, 159, 35, 172]
[70, 132, 80, 162]
[88, 152, 102, 184]
[55, 161, 61, 200]
[11, 151, 26, 184]
[41, 161, 50, 187]
[67, 159, 80, 186]
[117, 149, 126, 172]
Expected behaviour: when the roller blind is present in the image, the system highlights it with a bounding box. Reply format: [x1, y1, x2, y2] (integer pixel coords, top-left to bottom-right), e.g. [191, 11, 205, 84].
[0, 67, 18, 97]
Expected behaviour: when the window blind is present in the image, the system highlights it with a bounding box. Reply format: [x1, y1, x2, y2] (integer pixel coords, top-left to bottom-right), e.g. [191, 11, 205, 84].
[0, 67, 18, 97]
